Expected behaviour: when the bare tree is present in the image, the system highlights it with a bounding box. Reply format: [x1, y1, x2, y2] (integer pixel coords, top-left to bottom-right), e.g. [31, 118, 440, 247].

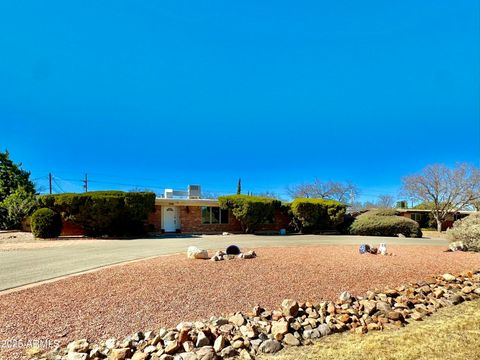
[201, 191, 222, 199]
[376, 194, 395, 208]
[402, 163, 480, 232]
[287, 179, 359, 203]
[256, 191, 280, 199]
[350, 201, 377, 211]
[471, 200, 480, 211]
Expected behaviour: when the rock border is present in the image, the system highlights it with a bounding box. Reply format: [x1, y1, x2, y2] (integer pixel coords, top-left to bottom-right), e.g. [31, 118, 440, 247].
[33, 270, 480, 360]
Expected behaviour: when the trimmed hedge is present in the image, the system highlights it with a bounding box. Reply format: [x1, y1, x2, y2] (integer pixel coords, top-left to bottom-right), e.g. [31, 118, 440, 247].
[447, 213, 480, 252]
[31, 208, 62, 238]
[350, 210, 422, 238]
[218, 195, 281, 233]
[38, 191, 156, 236]
[290, 198, 346, 233]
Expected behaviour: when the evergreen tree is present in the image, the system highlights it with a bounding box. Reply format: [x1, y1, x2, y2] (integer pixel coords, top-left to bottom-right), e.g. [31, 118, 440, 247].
[236, 178, 242, 195]
[0, 150, 36, 202]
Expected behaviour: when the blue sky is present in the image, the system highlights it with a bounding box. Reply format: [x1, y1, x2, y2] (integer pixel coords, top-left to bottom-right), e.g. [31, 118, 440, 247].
[1, 1, 479, 201]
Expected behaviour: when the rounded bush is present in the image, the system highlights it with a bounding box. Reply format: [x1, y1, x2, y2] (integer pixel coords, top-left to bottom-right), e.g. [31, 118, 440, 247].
[31, 208, 62, 238]
[447, 213, 480, 252]
[350, 211, 422, 238]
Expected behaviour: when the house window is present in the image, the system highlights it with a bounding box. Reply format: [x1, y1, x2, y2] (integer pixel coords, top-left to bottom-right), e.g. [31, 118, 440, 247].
[411, 213, 422, 222]
[202, 207, 229, 224]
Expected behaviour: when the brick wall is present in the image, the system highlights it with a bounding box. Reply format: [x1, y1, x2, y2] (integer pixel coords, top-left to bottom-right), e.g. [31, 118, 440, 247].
[178, 206, 290, 234]
[61, 220, 84, 236]
[179, 206, 243, 233]
[147, 205, 162, 231]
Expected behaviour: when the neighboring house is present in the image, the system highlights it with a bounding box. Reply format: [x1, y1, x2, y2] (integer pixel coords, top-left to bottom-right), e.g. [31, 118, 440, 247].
[148, 185, 289, 234]
[396, 208, 476, 230]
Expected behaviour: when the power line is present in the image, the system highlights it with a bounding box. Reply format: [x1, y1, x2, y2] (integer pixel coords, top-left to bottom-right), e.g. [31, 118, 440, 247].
[52, 178, 65, 193]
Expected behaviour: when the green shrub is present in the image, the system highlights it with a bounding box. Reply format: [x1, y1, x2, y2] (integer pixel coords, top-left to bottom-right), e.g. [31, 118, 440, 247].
[218, 195, 281, 233]
[446, 213, 480, 252]
[37, 191, 155, 236]
[350, 210, 422, 237]
[290, 198, 346, 233]
[372, 209, 398, 216]
[31, 208, 62, 238]
[0, 186, 37, 230]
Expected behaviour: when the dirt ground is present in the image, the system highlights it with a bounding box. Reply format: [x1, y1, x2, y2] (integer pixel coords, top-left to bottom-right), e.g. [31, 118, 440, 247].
[0, 231, 106, 251]
[0, 245, 478, 360]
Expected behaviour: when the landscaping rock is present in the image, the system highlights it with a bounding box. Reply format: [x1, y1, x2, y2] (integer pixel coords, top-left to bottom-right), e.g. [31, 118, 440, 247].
[183, 341, 195, 352]
[239, 325, 256, 339]
[131, 352, 148, 360]
[281, 299, 299, 317]
[211, 317, 228, 327]
[67, 352, 88, 360]
[165, 340, 181, 355]
[443, 273, 456, 282]
[110, 348, 132, 360]
[196, 346, 216, 360]
[258, 340, 282, 354]
[387, 311, 404, 322]
[105, 338, 117, 349]
[450, 294, 465, 305]
[220, 345, 237, 358]
[41, 271, 480, 360]
[213, 335, 225, 353]
[339, 291, 352, 302]
[317, 324, 331, 336]
[271, 321, 289, 339]
[67, 339, 89, 353]
[229, 313, 245, 326]
[177, 351, 197, 360]
[160, 355, 175, 360]
[283, 333, 300, 346]
[187, 246, 209, 260]
[410, 311, 424, 321]
[239, 349, 254, 359]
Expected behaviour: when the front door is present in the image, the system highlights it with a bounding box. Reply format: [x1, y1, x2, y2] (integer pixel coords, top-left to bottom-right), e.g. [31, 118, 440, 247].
[163, 207, 177, 232]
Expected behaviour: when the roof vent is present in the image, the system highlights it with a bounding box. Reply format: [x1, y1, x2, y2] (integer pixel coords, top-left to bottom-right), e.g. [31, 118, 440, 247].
[188, 185, 201, 199]
[164, 189, 174, 199]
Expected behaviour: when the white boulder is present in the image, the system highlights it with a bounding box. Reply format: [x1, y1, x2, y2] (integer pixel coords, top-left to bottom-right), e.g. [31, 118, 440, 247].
[187, 246, 209, 259]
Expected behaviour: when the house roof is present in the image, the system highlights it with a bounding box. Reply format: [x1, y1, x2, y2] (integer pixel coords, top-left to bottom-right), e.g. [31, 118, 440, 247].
[155, 198, 219, 207]
[396, 208, 477, 215]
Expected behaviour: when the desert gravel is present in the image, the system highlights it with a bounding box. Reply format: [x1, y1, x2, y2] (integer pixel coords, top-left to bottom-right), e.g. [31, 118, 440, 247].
[0, 245, 479, 359]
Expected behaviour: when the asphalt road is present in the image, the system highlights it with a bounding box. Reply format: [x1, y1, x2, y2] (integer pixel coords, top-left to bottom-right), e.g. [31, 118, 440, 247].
[0, 234, 447, 292]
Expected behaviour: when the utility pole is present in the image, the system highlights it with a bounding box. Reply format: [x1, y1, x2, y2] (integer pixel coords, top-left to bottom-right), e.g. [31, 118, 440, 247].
[49, 173, 52, 194]
[83, 173, 88, 192]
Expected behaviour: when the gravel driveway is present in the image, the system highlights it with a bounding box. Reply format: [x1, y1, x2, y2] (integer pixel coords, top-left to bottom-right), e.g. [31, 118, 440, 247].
[0, 234, 448, 292]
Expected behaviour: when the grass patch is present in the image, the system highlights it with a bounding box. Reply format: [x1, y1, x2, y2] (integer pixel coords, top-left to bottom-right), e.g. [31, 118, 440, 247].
[261, 300, 480, 360]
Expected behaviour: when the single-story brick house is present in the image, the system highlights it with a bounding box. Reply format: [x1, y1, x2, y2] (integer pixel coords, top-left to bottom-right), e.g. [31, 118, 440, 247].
[147, 185, 290, 234]
[396, 208, 475, 230]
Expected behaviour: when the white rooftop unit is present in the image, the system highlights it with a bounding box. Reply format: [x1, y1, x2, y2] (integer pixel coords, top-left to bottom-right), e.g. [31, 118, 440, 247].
[188, 185, 201, 199]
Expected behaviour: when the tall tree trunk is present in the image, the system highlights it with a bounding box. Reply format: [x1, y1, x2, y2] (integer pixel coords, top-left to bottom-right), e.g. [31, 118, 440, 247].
[436, 218, 442, 232]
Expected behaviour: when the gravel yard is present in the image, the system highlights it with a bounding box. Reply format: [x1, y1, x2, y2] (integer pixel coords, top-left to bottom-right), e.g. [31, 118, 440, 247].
[1, 245, 479, 359]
